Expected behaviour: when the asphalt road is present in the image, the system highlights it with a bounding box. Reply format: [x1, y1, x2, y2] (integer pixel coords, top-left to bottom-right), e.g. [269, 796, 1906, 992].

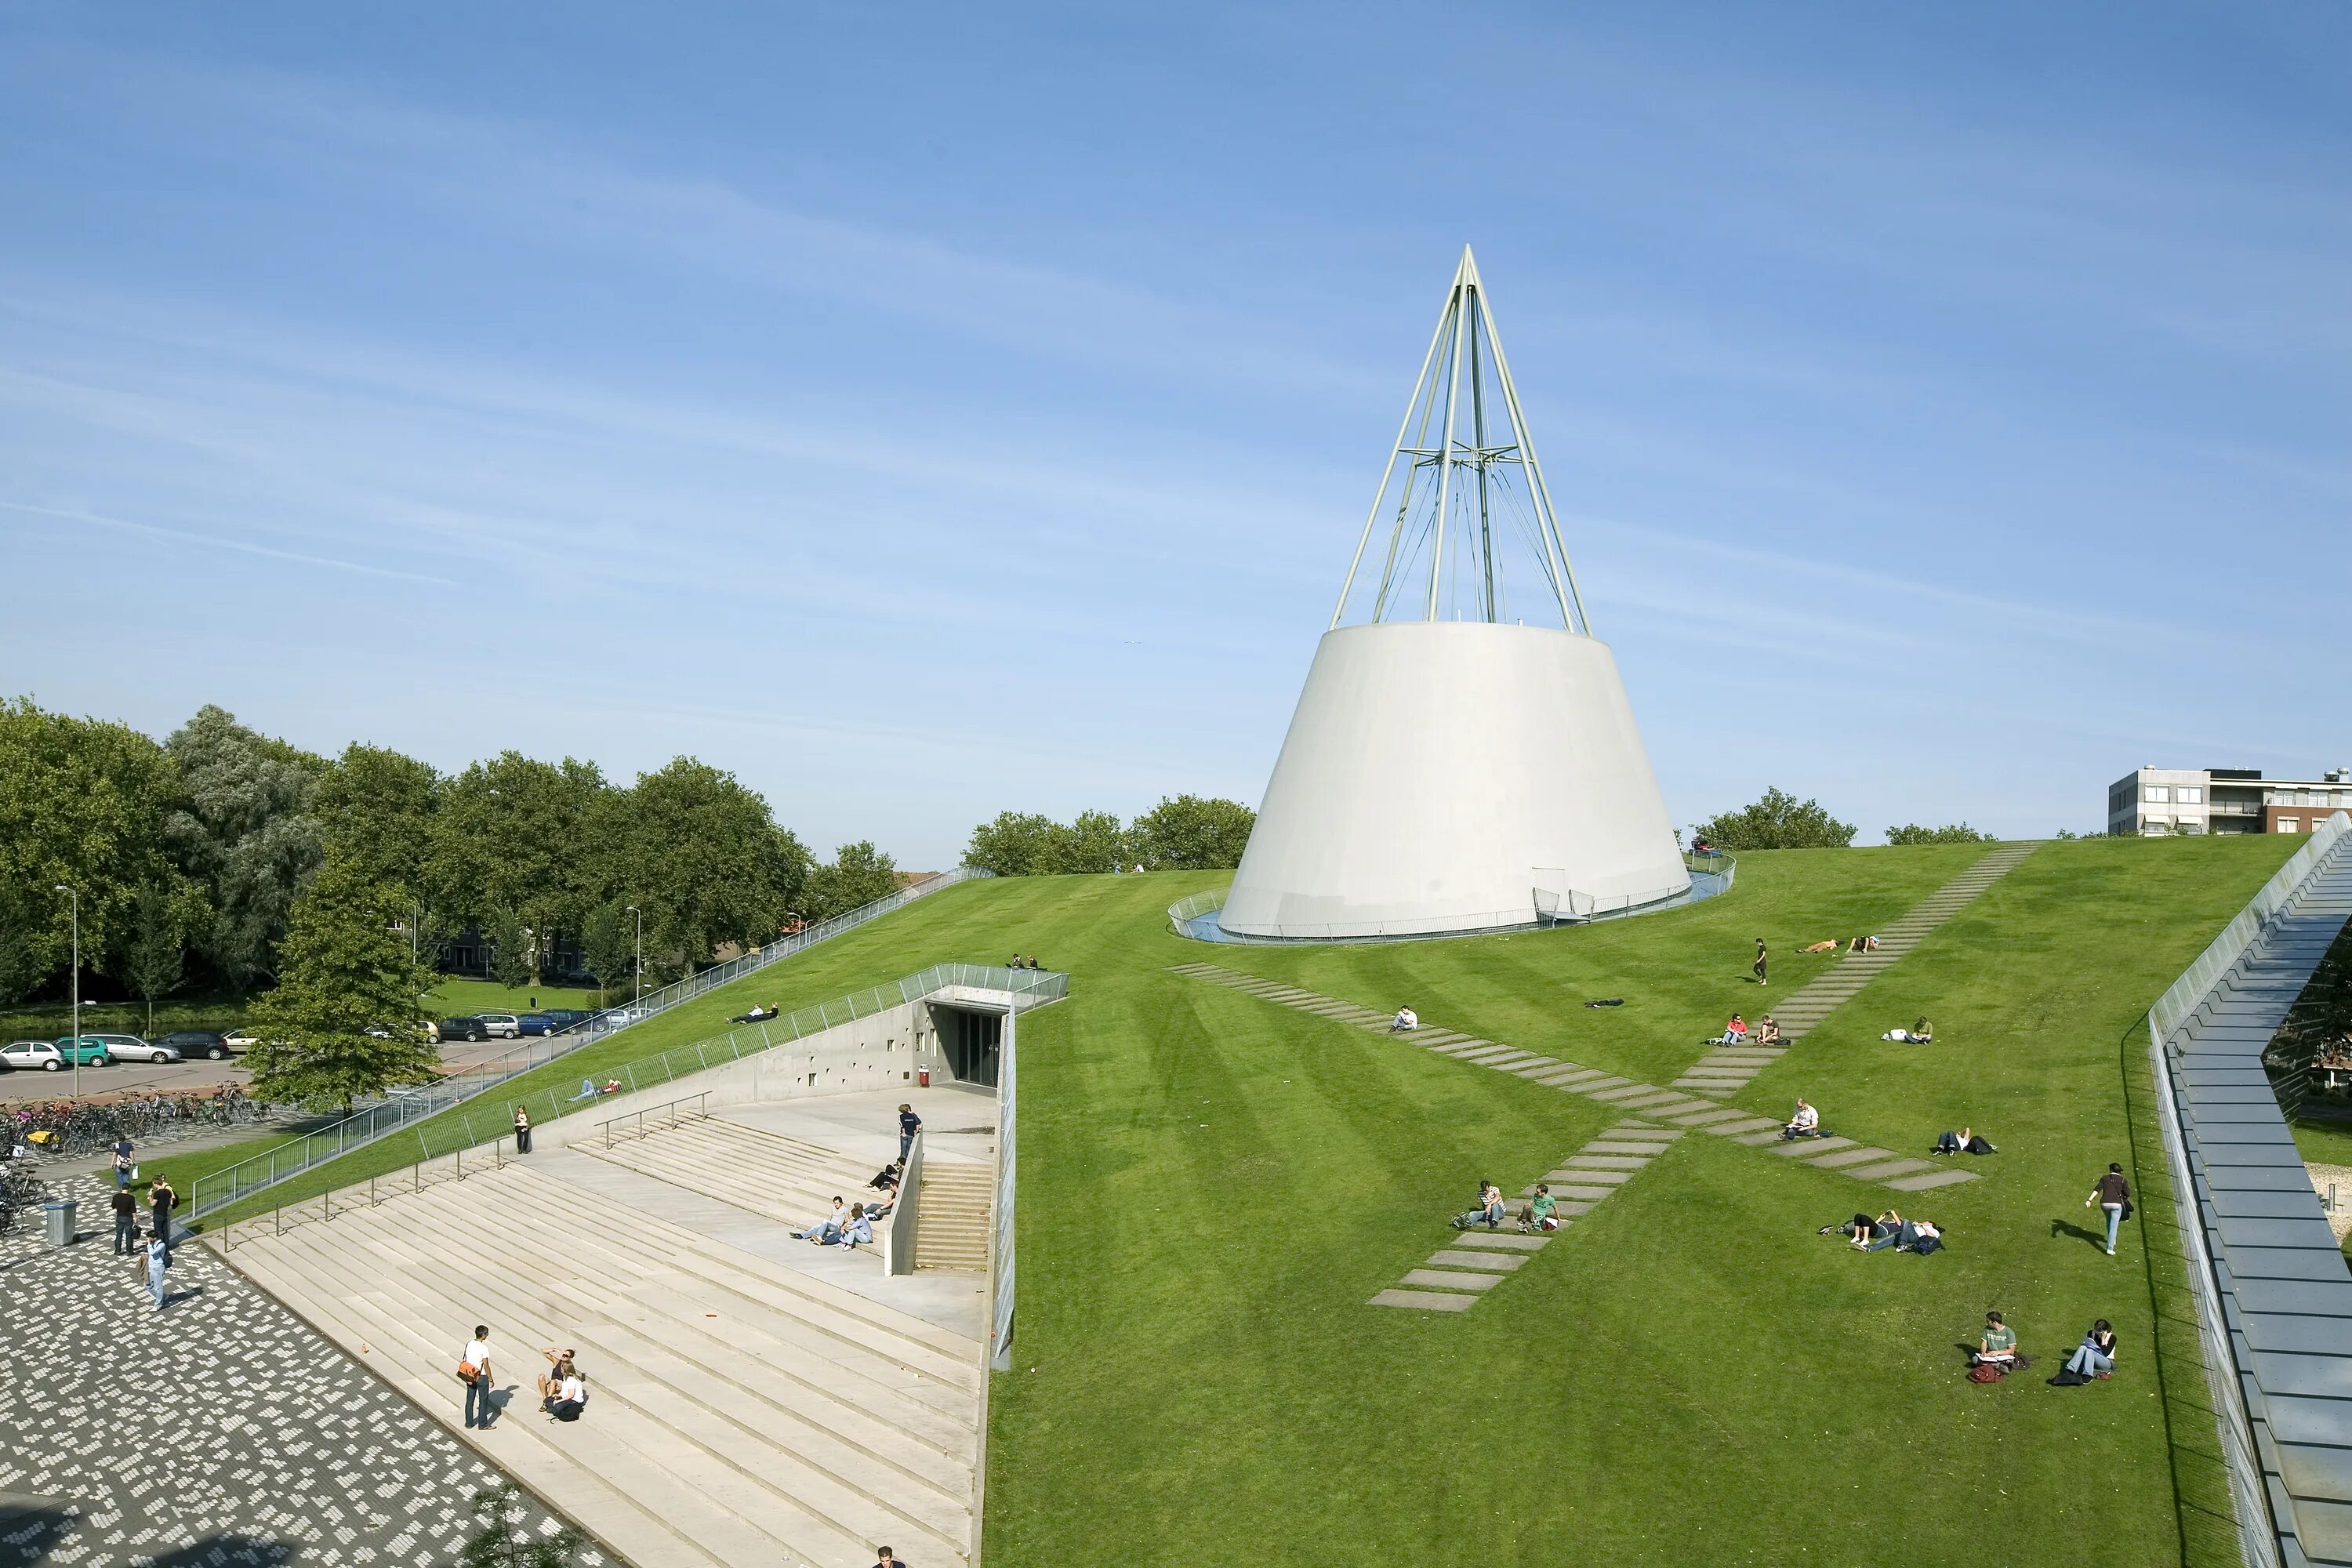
[0, 1032, 550, 1104]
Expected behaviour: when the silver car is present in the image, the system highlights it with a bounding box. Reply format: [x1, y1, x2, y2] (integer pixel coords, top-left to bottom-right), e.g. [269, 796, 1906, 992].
[2, 1040, 65, 1073]
[97, 1034, 181, 1064]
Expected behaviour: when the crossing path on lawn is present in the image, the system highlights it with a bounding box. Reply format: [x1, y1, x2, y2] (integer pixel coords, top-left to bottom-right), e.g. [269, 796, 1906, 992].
[1370, 1121, 1685, 1312]
[1671, 842, 2039, 1098]
[1168, 964, 1980, 1201]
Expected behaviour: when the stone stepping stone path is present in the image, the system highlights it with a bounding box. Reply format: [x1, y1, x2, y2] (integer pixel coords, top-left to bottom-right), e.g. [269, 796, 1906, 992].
[1168, 963, 1980, 1197]
[1668, 843, 2038, 1097]
[1366, 1122, 1682, 1312]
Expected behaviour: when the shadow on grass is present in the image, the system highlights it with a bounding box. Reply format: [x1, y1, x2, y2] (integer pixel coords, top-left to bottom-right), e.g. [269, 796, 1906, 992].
[2049, 1216, 2114, 1251]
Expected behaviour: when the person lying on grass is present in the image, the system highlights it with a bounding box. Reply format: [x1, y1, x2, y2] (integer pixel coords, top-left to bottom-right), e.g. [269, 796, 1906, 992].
[1452, 1181, 1505, 1230]
[1799, 939, 1840, 953]
[1782, 1098, 1823, 1139]
[1824, 1210, 1896, 1245]
[1521, 1185, 1560, 1232]
[1882, 1017, 1934, 1044]
[1848, 935, 1881, 953]
[1861, 1216, 1942, 1254]
[1974, 1311, 2017, 1367]
[1934, 1127, 1996, 1156]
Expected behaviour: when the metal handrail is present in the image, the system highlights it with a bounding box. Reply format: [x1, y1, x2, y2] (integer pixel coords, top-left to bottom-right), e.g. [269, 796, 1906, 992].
[188, 867, 989, 1217]
[596, 1092, 710, 1148]
[208, 963, 1070, 1230]
[1166, 853, 1733, 942]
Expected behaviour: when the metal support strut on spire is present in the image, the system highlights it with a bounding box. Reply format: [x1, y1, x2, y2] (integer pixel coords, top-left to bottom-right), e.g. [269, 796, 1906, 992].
[1330, 247, 1590, 636]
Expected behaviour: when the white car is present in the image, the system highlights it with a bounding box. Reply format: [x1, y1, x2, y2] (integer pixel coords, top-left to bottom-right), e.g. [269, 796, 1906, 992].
[477, 1013, 522, 1039]
[2, 1041, 65, 1073]
[224, 1029, 263, 1051]
[98, 1033, 181, 1064]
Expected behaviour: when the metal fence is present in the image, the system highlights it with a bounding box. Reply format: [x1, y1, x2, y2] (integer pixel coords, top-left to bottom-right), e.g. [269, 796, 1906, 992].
[205, 963, 1069, 1226]
[187, 866, 990, 1218]
[2146, 810, 2349, 1568]
[989, 995, 1018, 1372]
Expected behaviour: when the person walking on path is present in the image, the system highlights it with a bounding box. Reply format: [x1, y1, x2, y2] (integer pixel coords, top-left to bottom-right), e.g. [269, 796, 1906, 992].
[512, 1105, 532, 1155]
[898, 1103, 922, 1162]
[111, 1185, 139, 1254]
[2088, 1163, 2131, 1255]
[143, 1233, 170, 1311]
[148, 1176, 177, 1263]
[460, 1325, 495, 1429]
[112, 1138, 135, 1189]
[1753, 937, 1769, 987]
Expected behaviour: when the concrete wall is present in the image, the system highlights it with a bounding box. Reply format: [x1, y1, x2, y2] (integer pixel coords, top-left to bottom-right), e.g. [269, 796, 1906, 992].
[540, 987, 1018, 1151]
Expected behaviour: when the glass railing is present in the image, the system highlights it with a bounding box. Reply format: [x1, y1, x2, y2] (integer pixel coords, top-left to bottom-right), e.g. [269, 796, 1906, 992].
[1167, 855, 1730, 943]
[187, 868, 992, 1217]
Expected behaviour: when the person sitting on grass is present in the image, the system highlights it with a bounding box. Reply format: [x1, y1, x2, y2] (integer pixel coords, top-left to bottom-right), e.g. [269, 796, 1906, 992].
[1882, 1017, 1934, 1044]
[1974, 1311, 2017, 1367]
[1782, 1098, 1822, 1140]
[1452, 1181, 1505, 1230]
[1755, 1016, 1782, 1045]
[1522, 1185, 1560, 1233]
[2056, 1320, 2118, 1384]
[1390, 1006, 1419, 1033]
[1707, 1014, 1748, 1045]
[1800, 939, 1840, 953]
[1847, 935, 1881, 953]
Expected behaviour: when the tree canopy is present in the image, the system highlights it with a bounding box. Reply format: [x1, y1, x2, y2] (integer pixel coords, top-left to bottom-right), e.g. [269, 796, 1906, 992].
[804, 840, 902, 921]
[1885, 822, 1995, 845]
[1693, 788, 1857, 851]
[964, 796, 1257, 875]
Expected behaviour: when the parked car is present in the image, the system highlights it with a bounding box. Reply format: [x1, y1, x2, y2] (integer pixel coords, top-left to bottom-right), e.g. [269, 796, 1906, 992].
[515, 1013, 560, 1036]
[476, 1013, 522, 1039]
[223, 1029, 263, 1051]
[542, 1009, 593, 1033]
[97, 1033, 181, 1064]
[156, 1029, 231, 1060]
[433, 1016, 491, 1044]
[49, 1037, 112, 1068]
[2, 1041, 65, 1073]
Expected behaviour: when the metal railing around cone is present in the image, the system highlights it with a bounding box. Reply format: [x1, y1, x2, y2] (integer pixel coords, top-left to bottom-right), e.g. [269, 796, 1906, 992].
[186, 868, 991, 1219]
[205, 963, 1069, 1231]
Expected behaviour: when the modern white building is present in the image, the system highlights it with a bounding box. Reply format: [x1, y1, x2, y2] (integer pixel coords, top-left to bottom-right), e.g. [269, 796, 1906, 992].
[1218, 249, 1688, 940]
[2107, 766, 2352, 836]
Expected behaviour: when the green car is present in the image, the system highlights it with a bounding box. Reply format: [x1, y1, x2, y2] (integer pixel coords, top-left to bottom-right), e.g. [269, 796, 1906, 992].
[50, 1036, 111, 1068]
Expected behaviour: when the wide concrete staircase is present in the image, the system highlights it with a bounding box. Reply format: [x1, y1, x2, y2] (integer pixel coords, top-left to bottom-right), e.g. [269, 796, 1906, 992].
[915, 1163, 992, 1272]
[217, 1161, 980, 1568]
[576, 1114, 888, 1250]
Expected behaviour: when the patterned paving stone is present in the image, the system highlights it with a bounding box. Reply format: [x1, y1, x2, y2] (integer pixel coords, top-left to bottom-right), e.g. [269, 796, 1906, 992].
[1400, 1269, 1501, 1292]
[0, 1177, 599, 1568]
[1368, 1289, 1477, 1312]
[1426, 1250, 1526, 1272]
[1443, 1232, 1551, 1252]
[1772, 1136, 1859, 1158]
[1886, 1169, 1982, 1192]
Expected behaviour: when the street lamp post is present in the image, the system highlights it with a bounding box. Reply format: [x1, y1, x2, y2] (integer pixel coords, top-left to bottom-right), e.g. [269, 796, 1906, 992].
[626, 905, 642, 1013]
[53, 885, 78, 1098]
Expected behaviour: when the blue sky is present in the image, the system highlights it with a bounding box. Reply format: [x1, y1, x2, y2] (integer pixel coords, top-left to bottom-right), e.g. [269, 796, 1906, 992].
[4, 3, 2347, 865]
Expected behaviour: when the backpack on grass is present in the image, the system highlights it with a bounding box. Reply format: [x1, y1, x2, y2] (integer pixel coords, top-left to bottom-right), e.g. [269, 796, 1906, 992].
[1968, 1363, 2005, 1383]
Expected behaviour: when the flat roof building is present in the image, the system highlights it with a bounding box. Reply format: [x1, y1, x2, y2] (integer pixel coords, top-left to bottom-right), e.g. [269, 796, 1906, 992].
[2108, 766, 2352, 836]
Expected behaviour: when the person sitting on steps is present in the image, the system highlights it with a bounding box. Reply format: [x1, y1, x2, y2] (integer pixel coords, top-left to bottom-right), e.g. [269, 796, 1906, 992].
[536, 1347, 579, 1404]
[793, 1196, 848, 1242]
[1522, 1185, 1560, 1232]
[1782, 1098, 1823, 1140]
[1390, 1006, 1418, 1033]
[1707, 1014, 1748, 1045]
[1755, 1016, 1782, 1045]
[826, 1202, 874, 1249]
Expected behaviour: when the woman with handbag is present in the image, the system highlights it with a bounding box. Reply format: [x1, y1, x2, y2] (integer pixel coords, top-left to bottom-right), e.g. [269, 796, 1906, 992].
[512, 1105, 532, 1155]
[459, 1325, 495, 1429]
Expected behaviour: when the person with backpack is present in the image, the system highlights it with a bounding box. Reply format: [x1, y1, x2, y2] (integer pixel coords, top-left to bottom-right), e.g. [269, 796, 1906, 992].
[1451, 1181, 1505, 1230]
[459, 1325, 495, 1429]
[2087, 1163, 2131, 1255]
[1973, 1311, 2017, 1371]
[511, 1105, 532, 1155]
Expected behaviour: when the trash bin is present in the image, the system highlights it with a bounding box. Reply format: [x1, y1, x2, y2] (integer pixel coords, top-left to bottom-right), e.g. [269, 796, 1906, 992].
[918, 1069, 930, 1087]
[43, 1199, 76, 1248]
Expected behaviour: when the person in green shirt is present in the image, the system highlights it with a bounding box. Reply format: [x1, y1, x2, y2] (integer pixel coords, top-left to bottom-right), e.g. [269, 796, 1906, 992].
[1975, 1310, 2017, 1367]
[1523, 1185, 1559, 1233]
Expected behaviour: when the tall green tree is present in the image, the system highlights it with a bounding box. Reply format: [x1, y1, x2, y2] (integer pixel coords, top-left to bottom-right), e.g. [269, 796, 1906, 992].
[0, 696, 184, 990]
[966, 811, 1071, 877]
[429, 753, 607, 982]
[1131, 795, 1257, 869]
[124, 880, 191, 1033]
[1693, 788, 1857, 851]
[804, 841, 902, 920]
[1057, 809, 1132, 873]
[163, 704, 325, 989]
[607, 757, 810, 976]
[1884, 822, 1994, 846]
[315, 742, 440, 903]
[485, 905, 534, 990]
[245, 847, 437, 1114]
[579, 899, 638, 1001]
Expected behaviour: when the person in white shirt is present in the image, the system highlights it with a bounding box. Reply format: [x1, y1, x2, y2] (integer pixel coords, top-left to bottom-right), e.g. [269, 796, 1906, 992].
[1391, 1007, 1418, 1033]
[459, 1326, 495, 1429]
[793, 1197, 849, 1243]
[1783, 1099, 1821, 1141]
[544, 1369, 587, 1422]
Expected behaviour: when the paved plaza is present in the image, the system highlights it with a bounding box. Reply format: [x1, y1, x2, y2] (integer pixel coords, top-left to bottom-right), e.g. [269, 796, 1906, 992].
[0, 1175, 602, 1567]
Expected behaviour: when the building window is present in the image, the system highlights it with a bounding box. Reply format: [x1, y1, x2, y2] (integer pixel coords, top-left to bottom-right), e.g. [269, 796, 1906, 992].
[2279, 818, 2300, 833]
[2176, 786, 2201, 804]
[2143, 786, 2171, 803]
